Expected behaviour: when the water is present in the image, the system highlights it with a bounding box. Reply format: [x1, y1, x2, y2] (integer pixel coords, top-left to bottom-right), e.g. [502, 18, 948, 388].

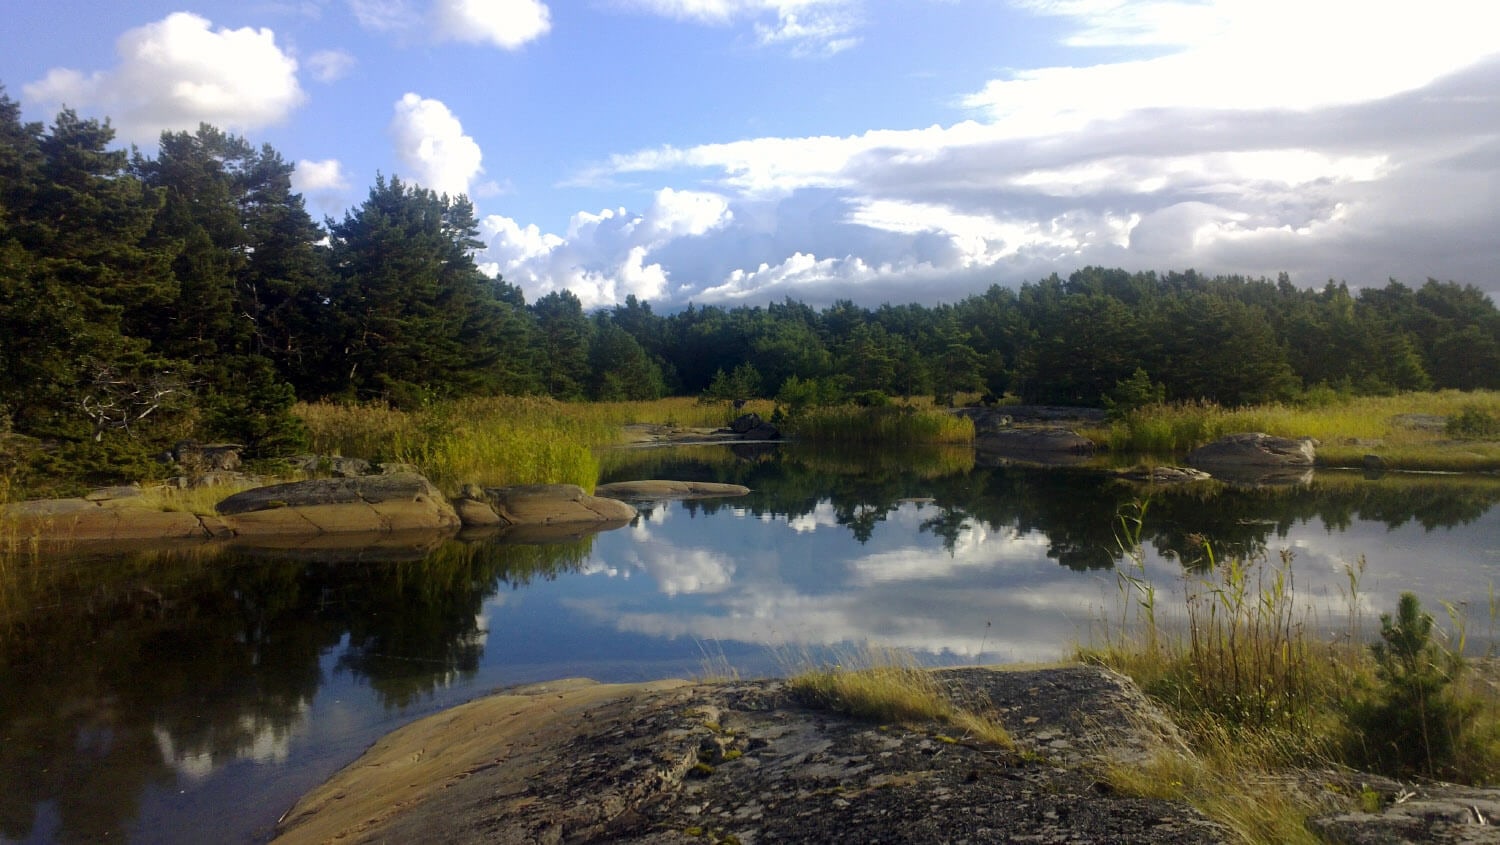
[3, 443, 1499, 843]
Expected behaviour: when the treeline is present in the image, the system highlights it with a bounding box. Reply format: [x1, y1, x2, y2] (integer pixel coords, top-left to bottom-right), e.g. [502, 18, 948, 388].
[3, 92, 1500, 478]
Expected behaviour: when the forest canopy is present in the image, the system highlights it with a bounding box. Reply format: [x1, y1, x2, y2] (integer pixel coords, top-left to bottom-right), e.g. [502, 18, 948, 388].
[3, 90, 1499, 482]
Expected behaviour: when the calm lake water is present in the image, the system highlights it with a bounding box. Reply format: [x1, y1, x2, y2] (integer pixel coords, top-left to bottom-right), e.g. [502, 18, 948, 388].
[4, 443, 1500, 843]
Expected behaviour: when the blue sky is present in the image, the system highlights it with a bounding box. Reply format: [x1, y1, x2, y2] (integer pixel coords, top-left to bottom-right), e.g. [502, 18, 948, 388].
[4, 1, 1497, 310]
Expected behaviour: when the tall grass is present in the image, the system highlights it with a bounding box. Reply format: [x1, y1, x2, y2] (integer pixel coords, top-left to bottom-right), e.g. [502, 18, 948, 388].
[1081, 504, 1500, 842]
[297, 397, 611, 492]
[1094, 390, 1500, 471]
[785, 405, 974, 445]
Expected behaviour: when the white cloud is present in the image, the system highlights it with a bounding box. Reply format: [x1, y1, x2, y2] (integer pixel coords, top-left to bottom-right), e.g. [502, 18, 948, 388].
[294, 158, 349, 192]
[622, 0, 858, 55]
[507, 0, 1500, 307]
[306, 49, 357, 82]
[350, 0, 551, 48]
[433, 0, 551, 48]
[23, 12, 305, 143]
[476, 187, 732, 307]
[388, 93, 484, 198]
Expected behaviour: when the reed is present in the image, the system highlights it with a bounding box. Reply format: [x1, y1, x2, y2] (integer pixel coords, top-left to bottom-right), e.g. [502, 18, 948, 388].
[1081, 507, 1500, 840]
[1097, 390, 1500, 471]
[785, 405, 974, 445]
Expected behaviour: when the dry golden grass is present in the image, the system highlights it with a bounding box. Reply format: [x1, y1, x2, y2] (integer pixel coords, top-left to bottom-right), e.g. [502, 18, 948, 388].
[787, 647, 1012, 748]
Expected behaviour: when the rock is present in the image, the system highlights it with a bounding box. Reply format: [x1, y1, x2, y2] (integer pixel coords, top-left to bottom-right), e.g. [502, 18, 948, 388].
[594, 480, 751, 501]
[1186, 432, 1315, 468]
[83, 484, 143, 501]
[173, 441, 244, 472]
[273, 666, 1223, 845]
[1, 496, 208, 542]
[481, 484, 637, 526]
[975, 427, 1097, 464]
[453, 497, 508, 528]
[741, 421, 780, 440]
[1363, 454, 1386, 472]
[729, 413, 763, 434]
[215, 472, 460, 536]
[1309, 777, 1500, 844]
[328, 456, 372, 478]
[1116, 466, 1213, 484]
[1390, 413, 1447, 432]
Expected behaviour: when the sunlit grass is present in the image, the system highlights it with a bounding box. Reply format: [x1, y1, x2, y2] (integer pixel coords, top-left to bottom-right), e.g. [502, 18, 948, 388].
[1090, 391, 1500, 471]
[786, 646, 1012, 748]
[785, 405, 975, 445]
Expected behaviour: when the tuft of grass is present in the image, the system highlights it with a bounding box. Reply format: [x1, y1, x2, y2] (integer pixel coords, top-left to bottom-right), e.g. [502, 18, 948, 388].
[787, 647, 1011, 748]
[136, 481, 263, 516]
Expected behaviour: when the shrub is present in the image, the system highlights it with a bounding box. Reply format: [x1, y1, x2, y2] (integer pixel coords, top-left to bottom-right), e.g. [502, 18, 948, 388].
[1447, 405, 1500, 439]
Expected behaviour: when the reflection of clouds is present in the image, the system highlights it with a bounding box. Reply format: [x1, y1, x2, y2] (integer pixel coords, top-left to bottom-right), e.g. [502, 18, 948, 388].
[850, 525, 1054, 583]
[152, 703, 308, 782]
[788, 502, 839, 533]
[626, 542, 736, 595]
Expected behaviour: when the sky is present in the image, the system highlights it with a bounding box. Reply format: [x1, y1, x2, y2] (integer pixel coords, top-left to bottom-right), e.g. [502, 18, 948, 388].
[4, 0, 1498, 311]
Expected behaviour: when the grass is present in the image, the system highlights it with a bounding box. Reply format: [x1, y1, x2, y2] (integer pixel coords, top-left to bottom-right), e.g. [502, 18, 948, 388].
[1087, 390, 1500, 471]
[135, 481, 264, 515]
[786, 647, 1012, 748]
[1078, 502, 1500, 842]
[784, 405, 975, 445]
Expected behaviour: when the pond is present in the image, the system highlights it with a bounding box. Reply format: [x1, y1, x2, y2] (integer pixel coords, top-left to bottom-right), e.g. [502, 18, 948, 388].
[3, 443, 1500, 843]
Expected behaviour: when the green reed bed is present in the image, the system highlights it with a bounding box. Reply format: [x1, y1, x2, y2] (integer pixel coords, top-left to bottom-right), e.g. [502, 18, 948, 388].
[297, 397, 611, 492]
[785, 405, 974, 445]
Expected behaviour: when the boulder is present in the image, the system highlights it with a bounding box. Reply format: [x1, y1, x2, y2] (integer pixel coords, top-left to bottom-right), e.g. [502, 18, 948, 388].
[173, 441, 244, 472]
[729, 413, 763, 434]
[1185, 432, 1315, 468]
[975, 427, 1097, 465]
[594, 480, 751, 501]
[216, 472, 460, 536]
[481, 484, 636, 526]
[741, 421, 780, 440]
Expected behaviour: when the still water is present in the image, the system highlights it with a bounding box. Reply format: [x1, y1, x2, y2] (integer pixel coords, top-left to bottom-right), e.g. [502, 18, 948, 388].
[3, 443, 1500, 843]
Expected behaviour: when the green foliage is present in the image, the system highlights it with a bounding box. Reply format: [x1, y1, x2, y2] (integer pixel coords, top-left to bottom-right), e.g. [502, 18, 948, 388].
[1446, 405, 1500, 439]
[1348, 593, 1488, 779]
[701, 362, 764, 402]
[1103, 368, 1165, 419]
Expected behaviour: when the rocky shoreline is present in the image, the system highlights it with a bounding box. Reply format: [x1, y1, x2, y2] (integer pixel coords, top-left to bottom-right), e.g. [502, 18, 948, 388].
[272, 665, 1226, 844]
[269, 663, 1500, 844]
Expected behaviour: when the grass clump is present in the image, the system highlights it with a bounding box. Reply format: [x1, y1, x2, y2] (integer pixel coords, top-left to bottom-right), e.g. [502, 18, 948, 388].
[787, 648, 1011, 748]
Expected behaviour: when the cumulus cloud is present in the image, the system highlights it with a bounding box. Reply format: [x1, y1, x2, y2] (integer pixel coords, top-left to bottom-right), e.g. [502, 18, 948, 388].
[501, 0, 1500, 308]
[388, 93, 484, 198]
[476, 187, 732, 307]
[349, 0, 551, 48]
[306, 49, 356, 82]
[292, 158, 351, 215]
[622, 0, 859, 55]
[22, 12, 305, 143]
[433, 0, 551, 48]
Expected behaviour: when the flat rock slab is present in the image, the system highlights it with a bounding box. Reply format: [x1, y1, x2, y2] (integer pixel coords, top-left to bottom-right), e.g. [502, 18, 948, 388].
[482, 484, 637, 526]
[216, 472, 460, 535]
[594, 480, 751, 501]
[1, 496, 210, 542]
[273, 665, 1225, 844]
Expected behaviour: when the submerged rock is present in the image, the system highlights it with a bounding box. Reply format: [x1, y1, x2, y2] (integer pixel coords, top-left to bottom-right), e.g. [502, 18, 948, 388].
[594, 480, 751, 501]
